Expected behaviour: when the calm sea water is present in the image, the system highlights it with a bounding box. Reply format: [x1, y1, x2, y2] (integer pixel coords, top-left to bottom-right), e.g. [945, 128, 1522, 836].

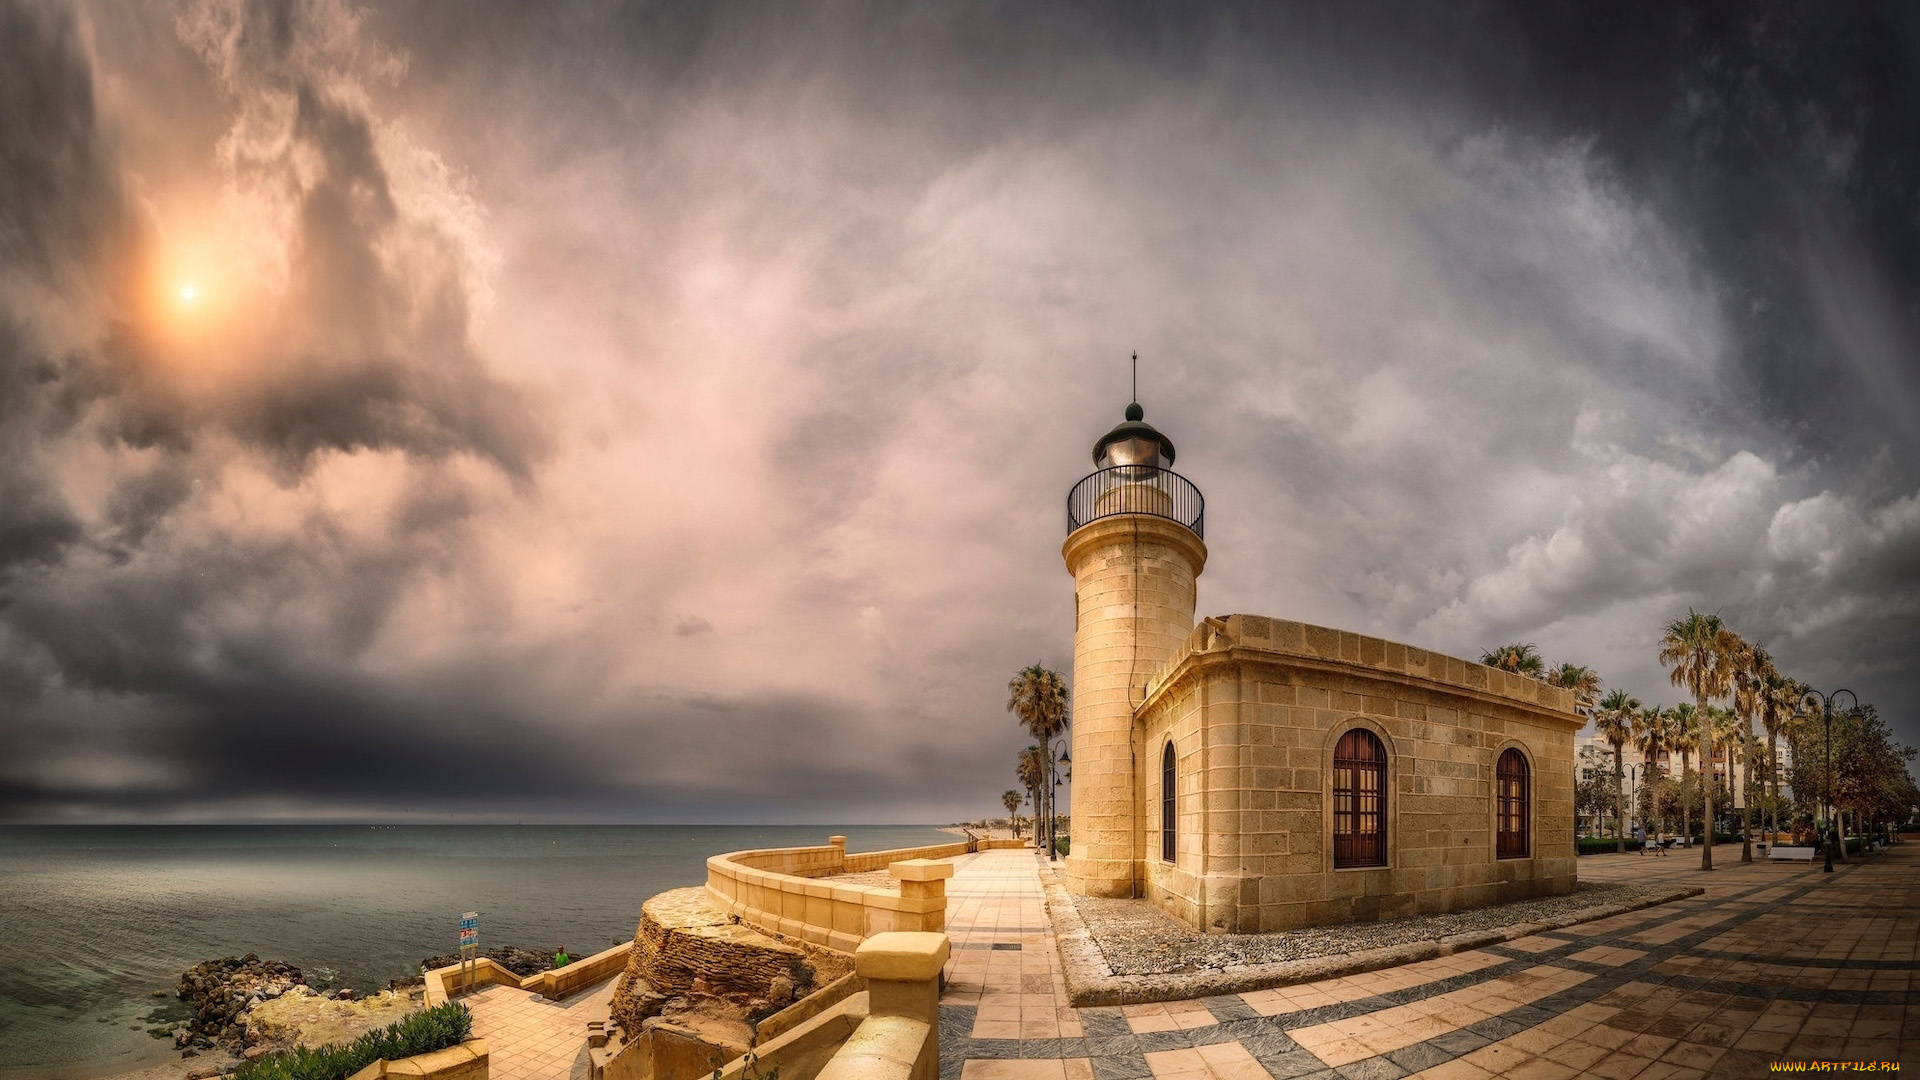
[0, 824, 958, 1078]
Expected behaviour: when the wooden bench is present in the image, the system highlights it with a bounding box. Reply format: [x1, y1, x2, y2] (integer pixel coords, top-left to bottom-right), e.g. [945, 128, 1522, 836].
[1766, 846, 1818, 862]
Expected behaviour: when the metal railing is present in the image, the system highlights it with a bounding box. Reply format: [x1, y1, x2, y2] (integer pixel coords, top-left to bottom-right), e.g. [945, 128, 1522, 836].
[1066, 465, 1204, 538]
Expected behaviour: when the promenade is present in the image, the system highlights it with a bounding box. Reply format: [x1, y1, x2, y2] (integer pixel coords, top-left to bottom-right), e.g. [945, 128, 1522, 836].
[938, 845, 1920, 1080]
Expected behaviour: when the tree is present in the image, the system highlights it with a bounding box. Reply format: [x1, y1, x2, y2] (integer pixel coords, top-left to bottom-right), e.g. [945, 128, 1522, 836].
[1710, 705, 1745, 832]
[1481, 644, 1545, 678]
[1758, 669, 1799, 844]
[1669, 703, 1698, 844]
[1729, 645, 1765, 860]
[1008, 664, 1069, 855]
[1016, 745, 1045, 844]
[1002, 790, 1024, 838]
[1633, 705, 1674, 840]
[1548, 663, 1603, 715]
[1595, 690, 1639, 852]
[1576, 759, 1619, 837]
[1660, 610, 1743, 870]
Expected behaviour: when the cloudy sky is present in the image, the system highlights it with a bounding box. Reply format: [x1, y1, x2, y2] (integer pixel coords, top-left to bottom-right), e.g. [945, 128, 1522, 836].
[2, 0, 1917, 823]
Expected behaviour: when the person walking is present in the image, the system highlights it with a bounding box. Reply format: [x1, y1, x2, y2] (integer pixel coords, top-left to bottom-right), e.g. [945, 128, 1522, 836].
[1633, 823, 1646, 855]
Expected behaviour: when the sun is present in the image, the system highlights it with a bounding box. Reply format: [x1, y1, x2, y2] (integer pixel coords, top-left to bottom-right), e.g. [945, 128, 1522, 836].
[178, 283, 200, 305]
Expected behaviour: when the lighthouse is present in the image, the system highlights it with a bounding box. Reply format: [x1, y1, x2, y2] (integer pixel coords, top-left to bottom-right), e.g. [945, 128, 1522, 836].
[1061, 399, 1207, 898]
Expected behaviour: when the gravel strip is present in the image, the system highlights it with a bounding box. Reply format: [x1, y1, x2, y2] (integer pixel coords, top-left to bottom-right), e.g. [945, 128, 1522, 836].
[1074, 881, 1680, 975]
[1043, 869, 1701, 1006]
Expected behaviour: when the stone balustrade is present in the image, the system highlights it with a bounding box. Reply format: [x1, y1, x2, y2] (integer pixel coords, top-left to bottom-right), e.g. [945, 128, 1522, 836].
[814, 932, 948, 1080]
[706, 840, 957, 953]
[424, 942, 633, 1006]
[346, 1039, 489, 1080]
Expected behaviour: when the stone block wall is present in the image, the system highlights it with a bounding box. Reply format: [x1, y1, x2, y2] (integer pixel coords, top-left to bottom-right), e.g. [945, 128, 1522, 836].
[706, 844, 953, 954]
[1138, 614, 1579, 933]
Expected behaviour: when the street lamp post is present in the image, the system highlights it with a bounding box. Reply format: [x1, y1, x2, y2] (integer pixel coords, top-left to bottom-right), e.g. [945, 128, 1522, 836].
[1627, 764, 1639, 846]
[1049, 740, 1071, 863]
[1794, 688, 1859, 874]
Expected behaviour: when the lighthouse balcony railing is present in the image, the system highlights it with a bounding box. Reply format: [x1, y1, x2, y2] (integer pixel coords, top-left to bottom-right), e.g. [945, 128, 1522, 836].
[1066, 465, 1204, 538]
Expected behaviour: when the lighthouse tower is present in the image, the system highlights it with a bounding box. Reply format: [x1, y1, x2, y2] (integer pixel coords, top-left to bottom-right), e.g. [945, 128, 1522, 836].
[1061, 401, 1207, 898]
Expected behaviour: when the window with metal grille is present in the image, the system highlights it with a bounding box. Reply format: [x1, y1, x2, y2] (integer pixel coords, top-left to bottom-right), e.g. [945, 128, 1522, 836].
[1332, 728, 1387, 868]
[1497, 748, 1530, 859]
[1161, 741, 1176, 862]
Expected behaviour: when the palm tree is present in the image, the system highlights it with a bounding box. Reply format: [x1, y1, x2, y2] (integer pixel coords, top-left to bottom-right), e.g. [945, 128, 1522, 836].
[1481, 643, 1545, 678]
[1002, 790, 1024, 838]
[1711, 704, 1745, 845]
[1730, 643, 1774, 862]
[1669, 703, 1699, 846]
[1548, 663, 1603, 715]
[1008, 664, 1069, 855]
[1660, 610, 1743, 870]
[1759, 671, 1798, 843]
[1016, 745, 1045, 846]
[1595, 689, 1639, 852]
[1633, 705, 1672, 842]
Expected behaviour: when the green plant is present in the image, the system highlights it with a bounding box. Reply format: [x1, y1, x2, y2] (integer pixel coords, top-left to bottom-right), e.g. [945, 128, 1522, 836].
[1052, 835, 1069, 857]
[232, 1003, 472, 1080]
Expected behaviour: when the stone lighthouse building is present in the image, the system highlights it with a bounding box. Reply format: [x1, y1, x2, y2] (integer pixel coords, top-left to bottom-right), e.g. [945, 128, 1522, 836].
[1062, 400, 1581, 933]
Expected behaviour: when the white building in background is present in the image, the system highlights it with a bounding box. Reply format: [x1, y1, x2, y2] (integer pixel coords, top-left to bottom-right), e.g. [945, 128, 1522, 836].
[1574, 723, 1796, 828]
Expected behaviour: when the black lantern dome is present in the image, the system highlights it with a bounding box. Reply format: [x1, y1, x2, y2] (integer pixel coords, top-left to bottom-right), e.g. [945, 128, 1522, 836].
[1092, 402, 1175, 468]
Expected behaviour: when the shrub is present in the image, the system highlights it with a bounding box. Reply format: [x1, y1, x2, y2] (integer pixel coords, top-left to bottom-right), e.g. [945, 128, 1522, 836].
[232, 1002, 472, 1080]
[1577, 838, 1643, 855]
[1052, 836, 1069, 857]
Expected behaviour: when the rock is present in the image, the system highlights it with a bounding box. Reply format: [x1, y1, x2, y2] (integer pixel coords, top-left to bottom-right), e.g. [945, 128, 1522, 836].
[175, 1029, 194, 1048]
[188, 1067, 229, 1079]
[691, 977, 713, 995]
[420, 945, 554, 977]
[335, 988, 354, 1001]
[181, 1049, 199, 1059]
[768, 975, 795, 1006]
[154, 990, 169, 998]
[243, 1046, 270, 1061]
[176, 956, 306, 1037]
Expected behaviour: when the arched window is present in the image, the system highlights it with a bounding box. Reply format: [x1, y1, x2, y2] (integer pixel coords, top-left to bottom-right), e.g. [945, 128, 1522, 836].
[1497, 748, 1531, 859]
[1161, 741, 1176, 862]
[1333, 729, 1387, 868]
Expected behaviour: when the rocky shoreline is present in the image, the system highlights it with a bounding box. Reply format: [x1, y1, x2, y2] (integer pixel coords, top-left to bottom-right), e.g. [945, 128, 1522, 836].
[126, 945, 535, 1079]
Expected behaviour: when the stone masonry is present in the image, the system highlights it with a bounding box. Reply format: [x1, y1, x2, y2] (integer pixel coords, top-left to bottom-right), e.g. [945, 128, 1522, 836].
[1062, 513, 1207, 900]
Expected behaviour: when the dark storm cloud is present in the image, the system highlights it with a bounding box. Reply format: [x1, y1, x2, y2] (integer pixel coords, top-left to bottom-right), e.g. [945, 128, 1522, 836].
[3, 0, 1917, 821]
[0, 0, 555, 817]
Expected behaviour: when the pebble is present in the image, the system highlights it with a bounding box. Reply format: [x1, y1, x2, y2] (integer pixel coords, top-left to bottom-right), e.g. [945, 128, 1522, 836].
[1074, 882, 1676, 975]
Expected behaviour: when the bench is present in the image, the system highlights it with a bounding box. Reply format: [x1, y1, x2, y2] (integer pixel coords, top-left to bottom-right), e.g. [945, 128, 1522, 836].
[1767, 846, 1818, 862]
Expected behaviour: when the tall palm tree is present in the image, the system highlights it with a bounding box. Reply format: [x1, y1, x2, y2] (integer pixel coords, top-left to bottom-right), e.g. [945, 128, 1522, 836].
[1711, 704, 1745, 842]
[1730, 643, 1774, 862]
[1008, 664, 1070, 855]
[1481, 643, 1545, 678]
[1016, 745, 1045, 845]
[1759, 671, 1799, 843]
[1668, 703, 1699, 846]
[1548, 663, 1603, 712]
[1633, 705, 1672, 842]
[1660, 610, 1743, 870]
[1595, 690, 1639, 852]
[1002, 790, 1024, 838]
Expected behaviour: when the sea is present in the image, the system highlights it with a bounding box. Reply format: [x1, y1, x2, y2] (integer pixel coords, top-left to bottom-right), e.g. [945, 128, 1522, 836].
[0, 824, 960, 1079]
